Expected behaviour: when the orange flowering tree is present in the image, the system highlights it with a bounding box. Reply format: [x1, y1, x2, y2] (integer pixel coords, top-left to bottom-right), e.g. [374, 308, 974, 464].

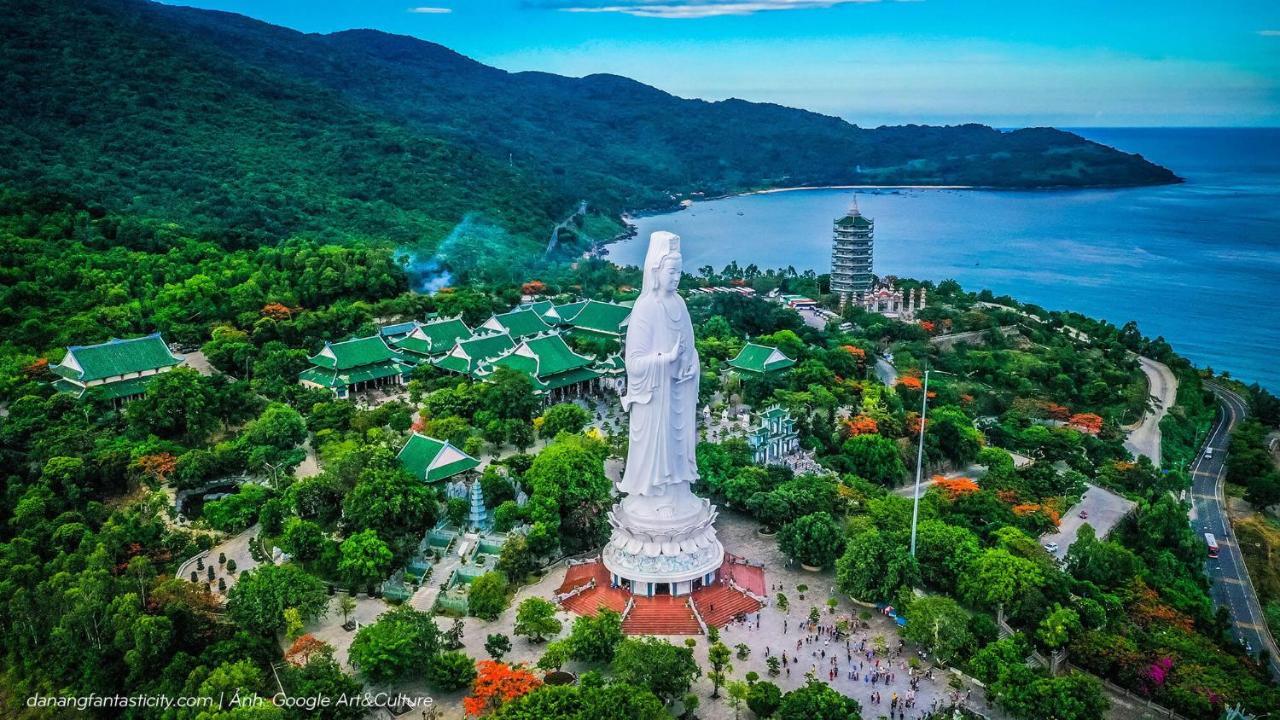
[1068, 413, 1104, 435]
[919, 320, 937, 334]
[284, 634, 331, 667]
[134, 453, 178, 483]
[898, 375, 923, 391]
[934, 476, 980, 500]
[845, 415, 879, 436]
[463, 661, 542, 716]
[521, 280, 546, 295]
[840, 345, 867, 362]
[1044, 403, 1071, 421]
[24, 358, 49, 377]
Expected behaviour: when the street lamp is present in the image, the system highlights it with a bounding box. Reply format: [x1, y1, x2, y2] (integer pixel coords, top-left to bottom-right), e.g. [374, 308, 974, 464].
[909, 367, 953, 557]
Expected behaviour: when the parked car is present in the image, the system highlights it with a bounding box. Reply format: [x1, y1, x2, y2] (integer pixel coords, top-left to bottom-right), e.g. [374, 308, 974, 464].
[1079, 510, 1089, 519]
[1043, 542, 1059, 553]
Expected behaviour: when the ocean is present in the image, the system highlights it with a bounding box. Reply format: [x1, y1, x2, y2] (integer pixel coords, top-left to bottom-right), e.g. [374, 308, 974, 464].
[616, 128, 1280, 392]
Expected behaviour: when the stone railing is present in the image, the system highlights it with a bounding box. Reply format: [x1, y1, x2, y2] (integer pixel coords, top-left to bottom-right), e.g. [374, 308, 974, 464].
[687, 598, 709, 635]
[728, 577, 768, 606]
[552, 579, 594, 605]
[622, 595, 636, 619]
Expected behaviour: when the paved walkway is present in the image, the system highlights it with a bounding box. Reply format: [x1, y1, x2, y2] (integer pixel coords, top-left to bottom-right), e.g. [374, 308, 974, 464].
[1038, 484, 1136, 562]
[1123, 355, 1178, 467]
[175, 524, 261, 598]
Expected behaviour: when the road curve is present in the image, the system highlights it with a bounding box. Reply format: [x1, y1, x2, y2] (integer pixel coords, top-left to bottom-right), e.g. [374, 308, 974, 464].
[1193, 385, 1279, 679]
[1123, 355, 1178, 467]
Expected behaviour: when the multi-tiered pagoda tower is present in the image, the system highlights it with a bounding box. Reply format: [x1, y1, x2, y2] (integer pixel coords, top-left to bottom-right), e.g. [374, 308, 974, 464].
[830, 198, 874, 306]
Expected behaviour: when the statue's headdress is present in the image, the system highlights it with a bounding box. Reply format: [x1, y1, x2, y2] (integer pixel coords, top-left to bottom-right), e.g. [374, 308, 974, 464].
[641, 231, 682, 296]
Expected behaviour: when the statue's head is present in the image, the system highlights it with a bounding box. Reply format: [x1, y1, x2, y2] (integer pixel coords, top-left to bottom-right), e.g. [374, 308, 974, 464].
[643, 231, 682, 298]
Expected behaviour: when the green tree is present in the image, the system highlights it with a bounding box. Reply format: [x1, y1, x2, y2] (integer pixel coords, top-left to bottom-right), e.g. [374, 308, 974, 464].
[514, 597, 562, 643]
[746, 680, 783, 718]
[279, 646, 364, 720]
[281, 517, 327, 563]
[348, 606, 441, 683]
[468, 571, 510, 620]
[567, 607, 624, 663]
[726, 680, 750, 719]
[913, 519, 980, 593]
[707, 641, 732, 699]
[338, 530, 393, 589]
[778, 512, 845, 568]
[485, 633, 512, 660]
[1036, 604, 1081, 650]
[342, 465, 438, 558]
[901, 596, 973, 666]
[841, 434, 907, 487]
[776, 679, 862, 720]
[427, 650, 477, 691]
[960, 548, 1045, 617]
[539, 403, 592, 438]
[835, 528, 920, 601]
[126, 367, 217, 444]
[496, 534, 538, 582]
[523, 434, 612, 551]
[227, 563, 328, 635]
[610, 636, 701, 705]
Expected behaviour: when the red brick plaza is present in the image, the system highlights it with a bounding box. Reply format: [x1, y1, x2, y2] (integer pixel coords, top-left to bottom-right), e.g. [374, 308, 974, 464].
[555, 554, 766, 635]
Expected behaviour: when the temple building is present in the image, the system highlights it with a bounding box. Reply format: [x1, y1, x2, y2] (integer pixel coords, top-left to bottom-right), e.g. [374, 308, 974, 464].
[397, 433, 480, 484]
[433, 332, 517, 375]
[830, 199, 874, 305]
[746, 406, 800, 465]
[852, 280, 927, 321]
[298, 335, 412, 398]
[51, 333, 184, 404]
[727, 343, 796, 376]
[391, 317, 474, 363]
[479, 308, 553, 339]
[559, 299, 632, 343]
[480, 333, 604, 401]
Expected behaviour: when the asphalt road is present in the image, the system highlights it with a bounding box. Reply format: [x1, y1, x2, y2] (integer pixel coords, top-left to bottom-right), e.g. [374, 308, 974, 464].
[1192, 385, 1280, 678]
[1039, 483, 1135, 562]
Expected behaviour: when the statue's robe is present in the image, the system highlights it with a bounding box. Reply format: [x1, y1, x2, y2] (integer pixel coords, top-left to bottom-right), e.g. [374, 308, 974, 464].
[619, 293, 700, 497]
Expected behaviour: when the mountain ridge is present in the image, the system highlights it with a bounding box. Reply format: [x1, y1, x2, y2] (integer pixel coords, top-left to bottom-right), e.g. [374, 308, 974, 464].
[0, 0, 1179, 262]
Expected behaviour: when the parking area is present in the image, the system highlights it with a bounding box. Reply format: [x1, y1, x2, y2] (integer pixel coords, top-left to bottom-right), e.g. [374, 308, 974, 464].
[1039, 483, 1136, 561]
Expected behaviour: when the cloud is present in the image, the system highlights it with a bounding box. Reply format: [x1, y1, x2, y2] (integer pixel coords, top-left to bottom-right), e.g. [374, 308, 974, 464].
[1258, 30, 1280, 36]
[407, 6, 452, 13]
[548, 0, 884, 19]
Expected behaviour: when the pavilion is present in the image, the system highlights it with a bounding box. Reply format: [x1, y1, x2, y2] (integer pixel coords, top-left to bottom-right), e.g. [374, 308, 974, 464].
[51, 333, 184, 405]
[727, 343, 796, 376]
[298, 336, 412, 398]
[391, 317, 474, 364]
[397, 433, 481, 484]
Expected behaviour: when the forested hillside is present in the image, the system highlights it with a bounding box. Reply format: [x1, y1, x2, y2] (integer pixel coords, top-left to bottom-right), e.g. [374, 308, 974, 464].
[1, 0, 1176, 263]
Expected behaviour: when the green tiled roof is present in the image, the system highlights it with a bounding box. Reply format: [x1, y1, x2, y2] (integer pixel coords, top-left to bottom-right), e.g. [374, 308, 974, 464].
[483, 309, 552, 338]
[434, 333, 515, 375]
[495, 335, 592, 377]
[52, 334, 181, 382]
[728, 343, 796, 374]
[593, 354, 626, 375]
[398, 433, 480, 483]
[539, 366, 601, 391]
[483, 334, 598, 393]
[299, 360, 412, 388]
[309, 336, 402, 371]
[553, 301, 587, 323]
[523, 300, 564, 324]
[566, 300, 631, 336]
[835, 212, 873, 229]
[393, 318, 473, 358]
[88, 375, 158, 400]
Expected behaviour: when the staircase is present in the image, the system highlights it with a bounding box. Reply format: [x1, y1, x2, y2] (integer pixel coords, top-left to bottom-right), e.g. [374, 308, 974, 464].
[622, 595, 702, 635]
[692, 584, 763, 628]
[561, 584, 628, 616]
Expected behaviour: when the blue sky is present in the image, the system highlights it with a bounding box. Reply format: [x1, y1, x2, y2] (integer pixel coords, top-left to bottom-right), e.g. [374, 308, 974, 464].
[162, 0, 1280, 127]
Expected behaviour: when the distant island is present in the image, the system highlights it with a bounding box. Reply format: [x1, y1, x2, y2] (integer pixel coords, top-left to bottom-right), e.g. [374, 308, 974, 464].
[2, 0, 1177, 262]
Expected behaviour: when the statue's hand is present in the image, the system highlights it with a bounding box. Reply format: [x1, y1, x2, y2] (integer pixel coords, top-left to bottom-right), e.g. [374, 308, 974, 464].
[664, 341, 681, 365]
